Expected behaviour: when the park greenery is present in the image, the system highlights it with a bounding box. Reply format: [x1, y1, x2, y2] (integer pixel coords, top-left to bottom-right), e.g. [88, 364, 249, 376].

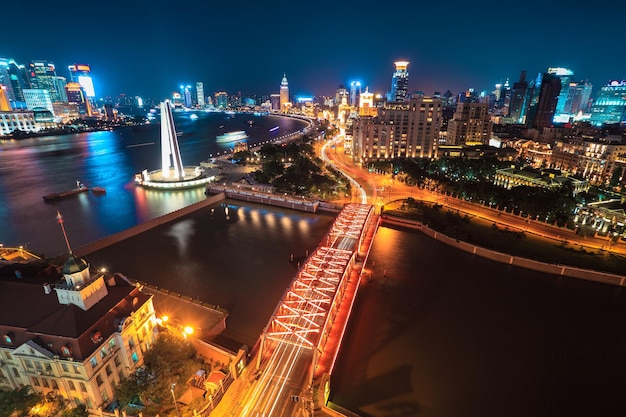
[233, 139, 351, 200]
[113, 332, 218, 415]
[0, 387, 88, 417]
[369, 156, 618, 227]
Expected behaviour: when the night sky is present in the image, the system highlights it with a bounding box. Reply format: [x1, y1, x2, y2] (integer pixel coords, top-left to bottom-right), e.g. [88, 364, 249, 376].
[4, 0, 625, 100]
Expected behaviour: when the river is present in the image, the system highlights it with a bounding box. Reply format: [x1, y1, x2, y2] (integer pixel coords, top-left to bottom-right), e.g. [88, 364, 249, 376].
[2, 114, 625, 417]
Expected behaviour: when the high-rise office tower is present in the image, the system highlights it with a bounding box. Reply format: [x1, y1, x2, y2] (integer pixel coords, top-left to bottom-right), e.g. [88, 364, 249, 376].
[335, 85, 348, 106]
[590, 81, 626, 126]
[68, 64, 95, 98]
[547, 67, 574, 121]
[566, 80, 593, 115]
[0, 58, 30, 108]
[534, 72, 562, 129]
[509, 70, 529, 123]
[65, 82, 91, 115]
[390, 61, 409, 102]
[28, 60, 66, 103]
[215, 92, 228, 109]
[196, 82, 205, 107]
[280, 74, 289, 111]
[353, 96, 442, 160]
[446, 102, 492, 145]
[350, 81, 361, 107]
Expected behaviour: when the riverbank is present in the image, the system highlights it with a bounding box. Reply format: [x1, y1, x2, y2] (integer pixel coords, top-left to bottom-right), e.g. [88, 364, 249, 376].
[380, 213, 626, 286]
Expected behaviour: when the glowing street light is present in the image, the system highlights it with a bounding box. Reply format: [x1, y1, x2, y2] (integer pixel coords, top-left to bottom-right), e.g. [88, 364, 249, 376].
[171, 383, 180, 417]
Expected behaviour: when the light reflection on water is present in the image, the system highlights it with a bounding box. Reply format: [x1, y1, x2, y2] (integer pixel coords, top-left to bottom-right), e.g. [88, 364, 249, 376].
[0, 113, 308, 257]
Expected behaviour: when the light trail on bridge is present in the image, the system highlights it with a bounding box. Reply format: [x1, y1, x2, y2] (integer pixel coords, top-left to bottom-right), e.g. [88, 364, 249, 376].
[228, 204, 375, 417]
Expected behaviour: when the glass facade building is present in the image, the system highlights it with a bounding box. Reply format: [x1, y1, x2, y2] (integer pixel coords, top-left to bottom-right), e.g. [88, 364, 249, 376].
[590, 81, 626, 126]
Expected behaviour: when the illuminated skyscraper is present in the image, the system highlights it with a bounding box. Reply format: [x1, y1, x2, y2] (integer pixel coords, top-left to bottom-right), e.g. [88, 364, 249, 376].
[196, 82, 205, 107]
[215, 92, 228, 109]
[350, 81, 361, 107]
[68, 64, 95, 98]
[390, 61, 409, 102]
[548, 67, 574, 122]
[509, 70, 529, 123]
[0, 58, 30, 108]
[280, 73, 289, 112]
[447, 102, 492, 145]
[28, 61, 66, 103]
[590, 81, 626, 126]
[533, 71, 561, 129]
[353, 96, 442, 160]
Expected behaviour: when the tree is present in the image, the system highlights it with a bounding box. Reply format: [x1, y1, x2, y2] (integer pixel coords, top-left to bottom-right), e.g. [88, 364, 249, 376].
[0, 386, 41, 417]
[60, 405, 90, 417]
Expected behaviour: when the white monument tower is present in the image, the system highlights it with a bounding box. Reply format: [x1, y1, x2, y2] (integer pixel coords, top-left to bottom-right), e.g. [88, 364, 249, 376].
[160, 100, 185, 180]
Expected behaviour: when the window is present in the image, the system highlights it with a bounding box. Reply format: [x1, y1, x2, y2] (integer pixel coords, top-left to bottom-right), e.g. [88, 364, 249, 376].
[68, 380, 76, 391]
[90, 357, 98, 368]
[105, 365, 112, 376]
[96, 375, 103, 386]
[42, 378, 49, 388]
[24, 360, 33, 369]
[131, 352, 139, 364]
[100, 347, 107, 359]
[61, 363, 68, 373]
[101, 389, 109, 403]
[12, 368, 19, 378]
[51, 380, 58, 390]
[128, 337, 134, 348]
[108, 339, 116, 349]
[32, 377, 40, 386]
[73, 365, 80, 374]
[79, 382, 87, 392]
[113, 356, 120, 367]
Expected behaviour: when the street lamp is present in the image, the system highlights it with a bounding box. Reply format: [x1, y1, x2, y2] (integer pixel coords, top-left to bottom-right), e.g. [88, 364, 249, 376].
[171, 383, 180, 417]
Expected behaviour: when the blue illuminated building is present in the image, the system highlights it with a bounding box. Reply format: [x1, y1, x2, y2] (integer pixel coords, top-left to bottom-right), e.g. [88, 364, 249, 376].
[590, 80, 626, 126]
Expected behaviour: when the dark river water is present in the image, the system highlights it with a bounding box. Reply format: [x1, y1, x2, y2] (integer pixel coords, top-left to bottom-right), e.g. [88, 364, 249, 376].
[2, 114, 625, 417]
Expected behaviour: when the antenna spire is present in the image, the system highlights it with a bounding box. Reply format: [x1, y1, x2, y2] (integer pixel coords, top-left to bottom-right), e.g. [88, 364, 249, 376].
[56, 211, 73, 254]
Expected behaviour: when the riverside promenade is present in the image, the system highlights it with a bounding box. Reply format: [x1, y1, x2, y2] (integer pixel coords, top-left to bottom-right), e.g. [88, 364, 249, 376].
[380, 213, 626, 287]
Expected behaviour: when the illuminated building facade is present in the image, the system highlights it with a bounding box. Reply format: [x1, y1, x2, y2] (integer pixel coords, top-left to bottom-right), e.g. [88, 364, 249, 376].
[0, 111, 37, 135]
[359, 87, 376, 116]
[280, 74, 289, 112]
[589, 81, 626, 126]
[349, 81, 361, 107]
[353, 96, 443, 161]
[65, 82, 91, 116]
[0, 58, 30, 108]
[23, 89, 55, 115]
[28, 61, 67, 103]
[446, 102, 492, 145]
[548, 67, 574, 119]
[68, 64, 95, 98]
[196, 82, 205, 107]
[0, 247, 157, 413]
[389, 61, 409, 102]
[509, 71, 529, 123]
[0, 85, 10, 111]
[533, 72, 561, 129]
[215, 92, 228, 109]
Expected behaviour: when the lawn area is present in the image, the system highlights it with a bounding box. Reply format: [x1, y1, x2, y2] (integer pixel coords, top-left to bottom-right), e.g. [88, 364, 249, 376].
[383, 199, 626, 276]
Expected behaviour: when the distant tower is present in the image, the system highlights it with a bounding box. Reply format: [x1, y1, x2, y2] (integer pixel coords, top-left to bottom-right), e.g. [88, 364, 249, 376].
[196, 82, 205, 107]
[390, 61, 410, 102]
[280, 73, 289, 112]
[160, 100, 185, 180]
[350, 81, 361, 107]
[509, 70, 529, 123]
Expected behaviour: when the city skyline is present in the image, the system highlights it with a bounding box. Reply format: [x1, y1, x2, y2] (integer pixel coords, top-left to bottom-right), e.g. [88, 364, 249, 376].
[3, 0, 625, 100]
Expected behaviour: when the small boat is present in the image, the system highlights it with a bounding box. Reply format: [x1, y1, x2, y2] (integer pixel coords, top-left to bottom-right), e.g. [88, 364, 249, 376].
[269, 126, 279, 132]
[43, 181, 88, 202]
[216, 131, 248, 143]
[91, 187, 106, 194]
